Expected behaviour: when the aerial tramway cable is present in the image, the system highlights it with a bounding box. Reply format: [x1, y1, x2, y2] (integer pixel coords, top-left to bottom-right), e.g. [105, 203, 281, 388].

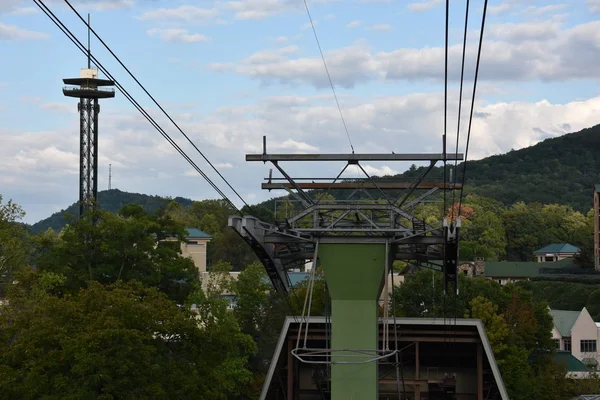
[458, 0, 489, 217]
[450, 0, 471, 221]
[302, 0, 355, 154]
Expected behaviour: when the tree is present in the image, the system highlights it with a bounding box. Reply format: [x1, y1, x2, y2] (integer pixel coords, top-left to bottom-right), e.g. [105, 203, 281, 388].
[0, 280, 254, 400]
[35, 205, 199, 303]
[466, 296, 508, 359]
[0, 195, 27, 295]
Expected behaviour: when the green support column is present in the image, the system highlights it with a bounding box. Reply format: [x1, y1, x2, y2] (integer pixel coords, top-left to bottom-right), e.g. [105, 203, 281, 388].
[320, 243, 386, 400]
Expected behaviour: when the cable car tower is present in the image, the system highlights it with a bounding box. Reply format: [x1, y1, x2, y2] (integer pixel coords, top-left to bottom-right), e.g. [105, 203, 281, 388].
[230, 138, 462, 400]
[62, 14, 115, 217]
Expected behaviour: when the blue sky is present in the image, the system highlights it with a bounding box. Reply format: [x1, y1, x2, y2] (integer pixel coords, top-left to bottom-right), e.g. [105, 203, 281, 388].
[1, 0, 600, 223]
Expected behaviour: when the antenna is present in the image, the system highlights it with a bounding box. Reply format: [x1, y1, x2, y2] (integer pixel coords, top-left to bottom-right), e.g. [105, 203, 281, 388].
[87, 13, 91, 69]
[109, 163, 112, 190]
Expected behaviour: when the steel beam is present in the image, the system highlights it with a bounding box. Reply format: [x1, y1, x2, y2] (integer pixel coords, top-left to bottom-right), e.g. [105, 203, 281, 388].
[247, 153, 464, 162]
[262, 182, 461, 190]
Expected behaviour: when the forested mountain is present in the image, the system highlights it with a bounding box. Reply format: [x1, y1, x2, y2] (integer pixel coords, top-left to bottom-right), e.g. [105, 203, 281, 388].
[30, 189, 193, 233]
[463, 124, 600, 211]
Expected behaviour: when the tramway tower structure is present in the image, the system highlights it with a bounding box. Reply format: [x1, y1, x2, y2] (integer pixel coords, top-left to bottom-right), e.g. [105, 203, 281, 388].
[62, 15, 115, 217]
[229, 137, 463, 400]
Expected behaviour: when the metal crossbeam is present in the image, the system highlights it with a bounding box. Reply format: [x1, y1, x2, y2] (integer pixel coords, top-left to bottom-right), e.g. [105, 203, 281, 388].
[262, 182, 461, 190]
[228, 139, 462, 293]
[247, 153, 464, 162]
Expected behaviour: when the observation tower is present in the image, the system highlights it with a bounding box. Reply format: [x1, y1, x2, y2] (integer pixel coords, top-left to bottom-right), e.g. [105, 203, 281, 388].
[62, 15, 115, 216]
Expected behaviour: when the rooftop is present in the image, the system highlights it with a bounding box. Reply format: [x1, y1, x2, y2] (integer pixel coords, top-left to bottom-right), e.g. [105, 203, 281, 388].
[549, 309, 582, 337]
[534, 243, 581, 254]
[482, 258, 574, 278]
[185, 228, 212, 239]
[554, 350, 590, 372]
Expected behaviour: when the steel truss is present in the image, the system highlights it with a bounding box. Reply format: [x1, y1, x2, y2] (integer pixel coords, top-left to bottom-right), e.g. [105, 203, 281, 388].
[229, 137, 464, 293]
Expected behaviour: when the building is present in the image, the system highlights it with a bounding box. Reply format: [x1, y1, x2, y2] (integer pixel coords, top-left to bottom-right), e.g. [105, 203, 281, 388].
[180, 228, 212, 273]
[260, 316, 509, 400]
[550, 307, 599, 370]
[553, 350, 592, 379]
[534, 243, 581, 263]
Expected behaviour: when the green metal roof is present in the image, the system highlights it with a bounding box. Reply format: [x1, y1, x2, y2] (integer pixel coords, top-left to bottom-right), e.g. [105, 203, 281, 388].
[185, 228, 212, 239]
[595, 184, 600, 193]
[554, 350, 589, 372]
[483, 258, 577, 278]
[534, 243, 580, 254]
[483, 261, 540, 278]
[549, 309, 581, 337]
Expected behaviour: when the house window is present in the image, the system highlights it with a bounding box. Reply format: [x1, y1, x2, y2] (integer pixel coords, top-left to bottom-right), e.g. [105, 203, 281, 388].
[564, 339, 571, 352]
[554, 339, 560, 350]
[581, 340, 597, 353]
[544, 256, 554, 262]
[187, 240, 198, 245]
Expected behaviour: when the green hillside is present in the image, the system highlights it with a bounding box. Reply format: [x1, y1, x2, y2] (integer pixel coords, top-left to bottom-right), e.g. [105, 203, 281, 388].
[463, 124, 600, 210]
[30, 189, 193, 233]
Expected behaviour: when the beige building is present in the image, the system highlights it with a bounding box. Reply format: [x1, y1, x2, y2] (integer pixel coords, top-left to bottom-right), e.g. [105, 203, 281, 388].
[180, 228, 212, 273]
[534, 243, 580, 263]
[551, 307, 599, 370]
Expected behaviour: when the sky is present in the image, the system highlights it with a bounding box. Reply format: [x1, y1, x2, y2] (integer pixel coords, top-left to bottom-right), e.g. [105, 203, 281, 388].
[1, 0, 600, 224]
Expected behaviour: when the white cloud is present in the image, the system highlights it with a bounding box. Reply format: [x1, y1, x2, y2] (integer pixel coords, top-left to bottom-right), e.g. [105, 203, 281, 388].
[486, 21, 560, 42]
[0, 0, 28, 14]
[521, 4, 567, 15]
[4, 92, 600, 223]
[225, 0, 302, 20]
[362, 165, 398, 177]
[488, 4, 515, 15]
[211, 21, 600, 88]
[589, 0, 600, 13]
[347, 20, 361, 29]
[147, 28, 210, 43]
[407, 0, 442, 12]
[65, 0, 135, 11]
[137, 6, 219, 23]
[0, 23, 47, 40]
[369, 23, 392, 32]
[215, 162, 234, 169]
[10, 7, 39, 15]
[39, 102, 76, 114]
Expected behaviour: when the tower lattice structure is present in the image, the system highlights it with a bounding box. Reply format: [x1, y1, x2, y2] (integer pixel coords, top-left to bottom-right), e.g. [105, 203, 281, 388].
[63, 67, 115, 216]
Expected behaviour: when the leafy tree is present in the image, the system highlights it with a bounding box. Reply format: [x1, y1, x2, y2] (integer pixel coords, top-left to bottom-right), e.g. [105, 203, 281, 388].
[289, 267, 329, 317]
[0, 280, 254, 400]
[467, 296, 508, 357]
[35, 205, 198, 303]
[0, 195, 28, 295]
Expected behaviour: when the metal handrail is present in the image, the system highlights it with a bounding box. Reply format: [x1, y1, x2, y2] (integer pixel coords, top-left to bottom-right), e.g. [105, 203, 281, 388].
[291, 348, 398, 365]
[63, 86, 115, 93]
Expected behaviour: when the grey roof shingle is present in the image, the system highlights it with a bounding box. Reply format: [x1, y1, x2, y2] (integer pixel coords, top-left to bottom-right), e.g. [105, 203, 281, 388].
[534, 243, 581, 254]
[185, 228, 212, 239]
[549, 309, 581, 337]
